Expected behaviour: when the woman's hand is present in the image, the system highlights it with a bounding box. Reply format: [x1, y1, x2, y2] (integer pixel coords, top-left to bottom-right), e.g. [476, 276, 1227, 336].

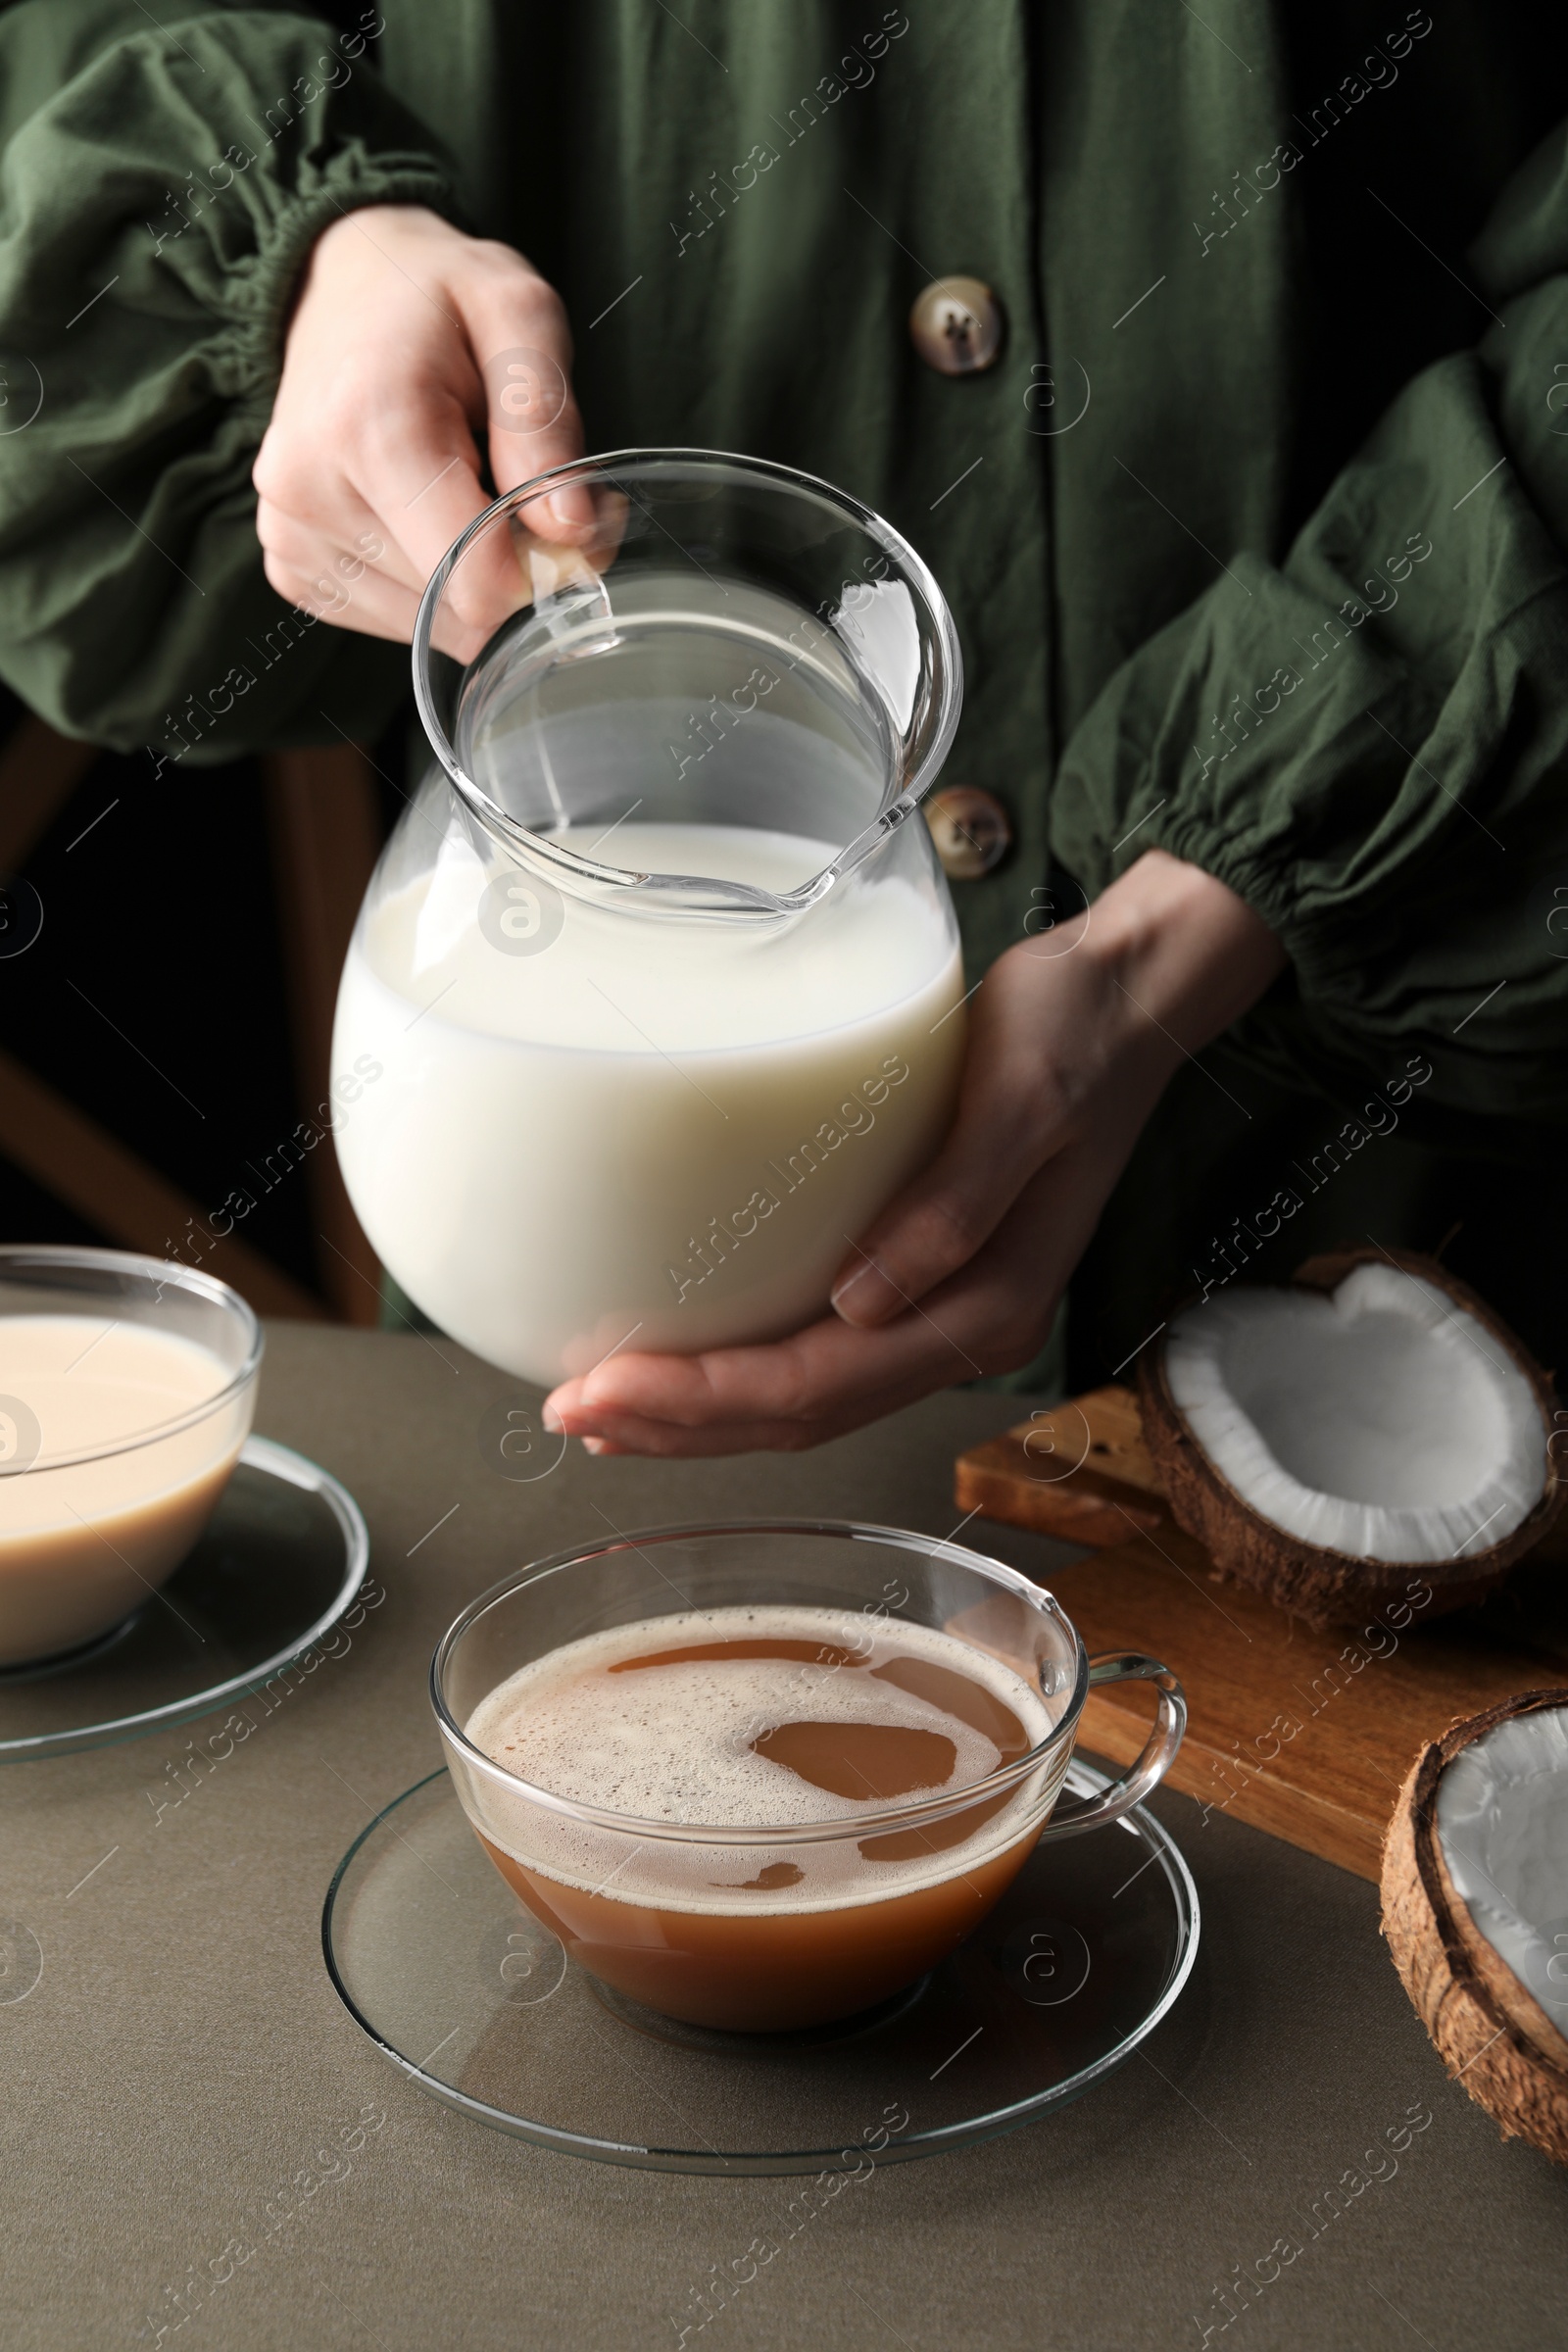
[253, 205, 590, 641]
[542, 851, 1287, 1455]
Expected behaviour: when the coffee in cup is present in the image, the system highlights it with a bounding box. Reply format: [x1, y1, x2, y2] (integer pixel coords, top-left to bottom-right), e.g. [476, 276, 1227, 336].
[0, 1249, 260, 1666]
[433, 1523, 1186, 2032]
[464, 1604, 1055, 2031]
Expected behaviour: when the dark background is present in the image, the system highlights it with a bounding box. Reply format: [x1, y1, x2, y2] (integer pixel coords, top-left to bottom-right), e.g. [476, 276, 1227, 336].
[0, 683, 410, 1313]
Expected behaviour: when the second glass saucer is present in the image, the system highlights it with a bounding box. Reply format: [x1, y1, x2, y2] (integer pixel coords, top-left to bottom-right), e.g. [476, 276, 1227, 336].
[322, 1759, 1200, 2176]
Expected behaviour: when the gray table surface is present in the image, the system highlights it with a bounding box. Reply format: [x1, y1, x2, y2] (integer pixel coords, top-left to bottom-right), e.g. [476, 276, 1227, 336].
[4, 1324, 1564, 2352]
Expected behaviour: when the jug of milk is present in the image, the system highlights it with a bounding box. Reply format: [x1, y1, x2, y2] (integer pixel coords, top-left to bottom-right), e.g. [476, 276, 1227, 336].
[330, 452, 967, 1386]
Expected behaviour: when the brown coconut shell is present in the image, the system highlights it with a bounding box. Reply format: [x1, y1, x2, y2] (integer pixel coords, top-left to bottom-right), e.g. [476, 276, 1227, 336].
[1382, 1689, 1568, 2164]
[1137, 1245, 1566, 1631]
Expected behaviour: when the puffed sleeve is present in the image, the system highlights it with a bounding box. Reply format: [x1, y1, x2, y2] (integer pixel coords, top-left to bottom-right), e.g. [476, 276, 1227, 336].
[1049, 121, 1568, 1127]
[0, 3, 463, 760]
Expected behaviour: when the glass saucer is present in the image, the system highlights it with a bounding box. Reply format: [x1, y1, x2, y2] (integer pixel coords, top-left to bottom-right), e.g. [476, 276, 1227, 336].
[321, 1760, 1200, 2176]
[0, 1437, 368, 1762]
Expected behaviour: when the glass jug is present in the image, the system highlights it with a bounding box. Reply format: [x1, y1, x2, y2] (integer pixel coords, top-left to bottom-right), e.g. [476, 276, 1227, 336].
[330, 451, 966, 1387]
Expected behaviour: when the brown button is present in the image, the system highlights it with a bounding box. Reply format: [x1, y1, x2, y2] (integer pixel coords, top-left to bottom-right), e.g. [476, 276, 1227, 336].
[908, 276, 1005, 375]
[925, 786, 1011, 880]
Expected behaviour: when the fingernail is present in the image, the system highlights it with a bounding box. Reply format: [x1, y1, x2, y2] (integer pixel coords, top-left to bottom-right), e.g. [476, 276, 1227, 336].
[541, 1403, 563, 1434]
[548, 483, 595, 531]
[830, 1258, 898, 1325]
[581, 1436, 609, 1456]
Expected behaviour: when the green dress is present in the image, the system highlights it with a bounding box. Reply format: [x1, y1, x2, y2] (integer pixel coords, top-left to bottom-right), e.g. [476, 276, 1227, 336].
[1, 1, 1564, 1383]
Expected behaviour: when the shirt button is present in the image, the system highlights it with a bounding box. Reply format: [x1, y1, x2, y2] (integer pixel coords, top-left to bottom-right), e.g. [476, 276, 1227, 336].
[908, 277, 1005, 375]
[925, 786, 1012, 879]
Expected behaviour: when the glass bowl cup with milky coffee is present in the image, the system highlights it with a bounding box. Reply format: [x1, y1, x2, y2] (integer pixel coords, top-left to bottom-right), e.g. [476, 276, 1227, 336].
[432, 1521, 1187, 2033]
[0, 1247, 261, 1668]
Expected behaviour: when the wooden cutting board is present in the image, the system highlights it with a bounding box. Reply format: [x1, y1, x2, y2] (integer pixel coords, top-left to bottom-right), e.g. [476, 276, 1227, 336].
[956, 1387, 1568, 1882]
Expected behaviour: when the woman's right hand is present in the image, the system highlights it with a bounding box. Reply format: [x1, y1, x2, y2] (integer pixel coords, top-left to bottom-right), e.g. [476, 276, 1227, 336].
[253, 204, 591, 641]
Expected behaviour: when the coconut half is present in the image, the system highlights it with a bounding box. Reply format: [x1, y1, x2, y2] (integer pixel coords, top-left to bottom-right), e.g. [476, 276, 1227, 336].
[1382, 1690, 1568, 2164]
[1137, 1247, 1563, 1628]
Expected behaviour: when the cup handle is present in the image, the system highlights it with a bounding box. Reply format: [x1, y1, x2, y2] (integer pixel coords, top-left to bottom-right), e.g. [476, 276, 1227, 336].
[1037, 1652, 1187, 1839]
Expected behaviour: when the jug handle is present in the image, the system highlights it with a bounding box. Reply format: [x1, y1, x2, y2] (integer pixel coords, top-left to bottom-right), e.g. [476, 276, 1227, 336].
[516, 524, 620, 652]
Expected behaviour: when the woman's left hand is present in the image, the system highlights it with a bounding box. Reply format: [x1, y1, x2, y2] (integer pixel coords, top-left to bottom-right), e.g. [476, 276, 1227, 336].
[542, 849, 1286, 1456]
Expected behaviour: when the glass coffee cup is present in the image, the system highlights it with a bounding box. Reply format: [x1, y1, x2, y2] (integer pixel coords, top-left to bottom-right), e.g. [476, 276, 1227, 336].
[432, 1522, 1186, 2033]
[0, 1247, 261, 1666]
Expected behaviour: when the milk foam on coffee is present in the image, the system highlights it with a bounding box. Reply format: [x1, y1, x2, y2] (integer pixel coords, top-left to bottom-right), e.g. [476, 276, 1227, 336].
[0, 1316, 246, 1664]
[462, 1606, 1061, 1915]
[331, 823, 963, 1384]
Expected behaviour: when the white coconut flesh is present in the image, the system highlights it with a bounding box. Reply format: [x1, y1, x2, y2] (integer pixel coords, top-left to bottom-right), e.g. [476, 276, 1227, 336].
[1164, 1263, 1545, 1563]
[1436, 1705, 1568, 2028]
